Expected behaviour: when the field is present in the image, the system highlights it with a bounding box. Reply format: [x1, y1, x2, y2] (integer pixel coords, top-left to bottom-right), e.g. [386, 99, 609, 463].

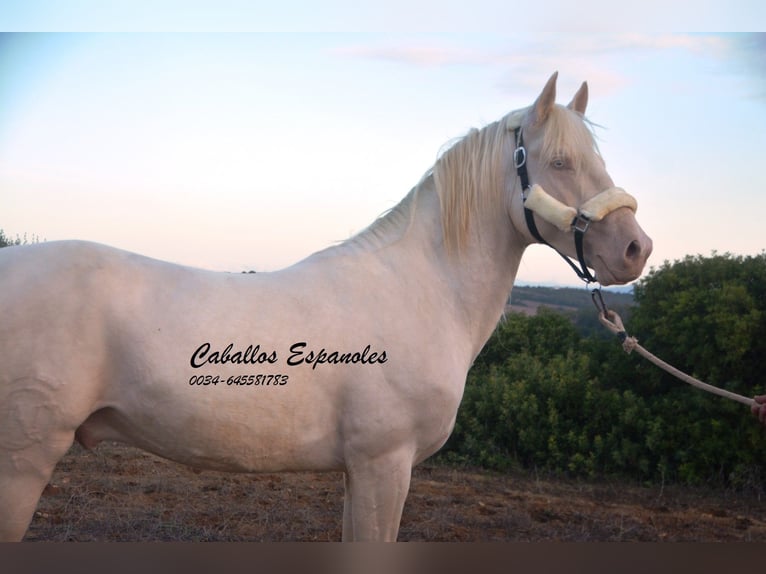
[24, 442, 766, 542]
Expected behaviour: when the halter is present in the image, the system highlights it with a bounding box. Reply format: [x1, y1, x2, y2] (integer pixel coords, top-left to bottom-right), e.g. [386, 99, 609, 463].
[513, 127, 637, 284]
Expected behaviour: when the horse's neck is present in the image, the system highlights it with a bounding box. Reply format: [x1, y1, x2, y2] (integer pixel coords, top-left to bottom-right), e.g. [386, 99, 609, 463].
[425, 180, 526, 358]
[349, 176, 527, 361]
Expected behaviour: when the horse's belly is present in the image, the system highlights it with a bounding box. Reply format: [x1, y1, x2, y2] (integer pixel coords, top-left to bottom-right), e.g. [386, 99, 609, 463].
[76, 380, 345, 473]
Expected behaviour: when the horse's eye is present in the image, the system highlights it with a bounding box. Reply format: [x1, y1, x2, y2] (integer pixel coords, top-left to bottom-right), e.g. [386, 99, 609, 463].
[551, 157, 568, 170]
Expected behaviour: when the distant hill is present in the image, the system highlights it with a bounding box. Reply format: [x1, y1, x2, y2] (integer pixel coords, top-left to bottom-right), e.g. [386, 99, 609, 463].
[507, 285, 635, 337]
[509, 285, 633, 315]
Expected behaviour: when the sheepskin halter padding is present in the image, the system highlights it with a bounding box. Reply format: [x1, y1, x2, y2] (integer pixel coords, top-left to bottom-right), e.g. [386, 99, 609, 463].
[580, 186, 637, 221]
[524, 183, 638, 232]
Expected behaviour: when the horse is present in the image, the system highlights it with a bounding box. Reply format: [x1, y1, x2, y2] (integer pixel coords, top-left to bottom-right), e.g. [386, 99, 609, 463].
[0, 72, 652, 541]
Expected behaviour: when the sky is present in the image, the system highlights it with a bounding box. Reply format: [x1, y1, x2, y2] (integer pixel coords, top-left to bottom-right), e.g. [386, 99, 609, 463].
[1, 8, 765, 287]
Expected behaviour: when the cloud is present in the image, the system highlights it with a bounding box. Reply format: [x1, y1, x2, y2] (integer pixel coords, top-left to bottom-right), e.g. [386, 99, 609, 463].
[564, 33, 729, 56]
[335, 34, 729, 67]
[334, 34, 735, 100]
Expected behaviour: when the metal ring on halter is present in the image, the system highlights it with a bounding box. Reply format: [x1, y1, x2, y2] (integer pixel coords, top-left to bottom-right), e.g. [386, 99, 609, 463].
[513, 146, 527, 170]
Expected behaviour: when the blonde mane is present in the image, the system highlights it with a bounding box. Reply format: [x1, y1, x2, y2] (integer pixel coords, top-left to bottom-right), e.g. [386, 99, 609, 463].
[433, 104, 599, 252]
[342, 187, 419, 251]
[432, 115, 511, 253]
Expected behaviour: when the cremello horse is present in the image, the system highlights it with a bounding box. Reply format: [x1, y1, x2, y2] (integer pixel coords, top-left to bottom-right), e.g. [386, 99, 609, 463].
[0, 73, 651, 541]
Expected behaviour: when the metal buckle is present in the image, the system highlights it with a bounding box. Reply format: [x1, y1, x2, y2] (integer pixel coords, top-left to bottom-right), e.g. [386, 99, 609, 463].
[572, 213, 591, 233]
[513, 146, 526, 169]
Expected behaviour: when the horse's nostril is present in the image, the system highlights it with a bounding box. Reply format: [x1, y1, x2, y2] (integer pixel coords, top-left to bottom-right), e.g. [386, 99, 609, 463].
[625, 240, 641, 261]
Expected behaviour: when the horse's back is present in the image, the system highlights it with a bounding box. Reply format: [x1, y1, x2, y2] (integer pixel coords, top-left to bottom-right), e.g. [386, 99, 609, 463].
[0, 239, 152, 310]
[1, 240, 155, 359]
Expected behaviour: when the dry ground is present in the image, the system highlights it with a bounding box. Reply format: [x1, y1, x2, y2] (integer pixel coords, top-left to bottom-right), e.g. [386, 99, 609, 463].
[24, 443, 766, 542]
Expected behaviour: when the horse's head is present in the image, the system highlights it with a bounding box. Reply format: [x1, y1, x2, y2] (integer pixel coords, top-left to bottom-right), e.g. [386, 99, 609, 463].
[509, 72, 652, 286]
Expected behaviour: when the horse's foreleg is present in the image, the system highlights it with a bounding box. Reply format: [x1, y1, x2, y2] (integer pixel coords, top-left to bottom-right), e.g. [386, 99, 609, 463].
[342, 451, 413, 542]
[342, 472, 353, 542]
[0, 430, 75, 541]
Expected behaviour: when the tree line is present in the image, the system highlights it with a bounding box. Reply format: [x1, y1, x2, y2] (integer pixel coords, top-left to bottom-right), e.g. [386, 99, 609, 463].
[441, 252, 766, 489]
[0, 229, 40, 248]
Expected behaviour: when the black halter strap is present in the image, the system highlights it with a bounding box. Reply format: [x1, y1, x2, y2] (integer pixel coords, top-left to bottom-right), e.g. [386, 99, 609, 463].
[514, 128, 598, 284]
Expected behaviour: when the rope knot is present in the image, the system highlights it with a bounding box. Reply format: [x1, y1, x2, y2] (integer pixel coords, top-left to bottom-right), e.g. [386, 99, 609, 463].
[621, 334, 639, 354]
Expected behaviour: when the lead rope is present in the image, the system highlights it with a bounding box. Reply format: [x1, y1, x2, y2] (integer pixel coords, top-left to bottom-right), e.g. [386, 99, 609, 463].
[592, 289, 755, 407]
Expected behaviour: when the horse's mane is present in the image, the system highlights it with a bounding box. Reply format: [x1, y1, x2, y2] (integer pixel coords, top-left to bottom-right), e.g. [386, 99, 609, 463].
[432, 114, 512, 253]
[343, 187, 420, 252]
[343, 103, 598, 254]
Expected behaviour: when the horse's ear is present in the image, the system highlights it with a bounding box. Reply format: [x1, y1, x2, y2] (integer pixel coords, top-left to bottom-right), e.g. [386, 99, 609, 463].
[567, 81, 588, 115]
[532, 71, 558, 125]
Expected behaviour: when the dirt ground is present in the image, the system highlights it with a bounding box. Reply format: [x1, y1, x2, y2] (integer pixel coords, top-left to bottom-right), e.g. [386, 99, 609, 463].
[23, 442, 766, 542]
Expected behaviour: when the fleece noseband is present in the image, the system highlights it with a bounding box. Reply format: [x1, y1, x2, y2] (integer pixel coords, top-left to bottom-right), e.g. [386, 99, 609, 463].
[513, 127, 637, 284]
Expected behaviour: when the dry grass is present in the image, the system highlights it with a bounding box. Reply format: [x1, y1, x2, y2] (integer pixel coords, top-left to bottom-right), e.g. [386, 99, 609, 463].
[24, 443, 766, 542]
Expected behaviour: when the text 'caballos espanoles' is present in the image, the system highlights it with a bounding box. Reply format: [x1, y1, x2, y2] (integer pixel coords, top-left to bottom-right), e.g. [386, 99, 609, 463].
[190, 342, 388, 370]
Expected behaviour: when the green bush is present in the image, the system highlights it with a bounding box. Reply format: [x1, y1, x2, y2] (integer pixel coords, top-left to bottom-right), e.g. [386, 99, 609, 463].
[441, 254, 766, 488]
